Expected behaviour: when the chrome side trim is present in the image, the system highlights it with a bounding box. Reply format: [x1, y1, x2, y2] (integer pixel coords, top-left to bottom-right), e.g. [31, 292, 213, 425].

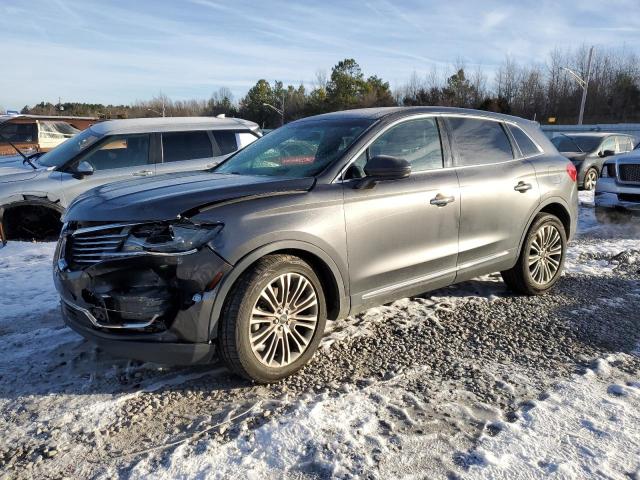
[361, 250, 510, 300]
[361, 265, 457, 300]
[63, 300, 160, 330]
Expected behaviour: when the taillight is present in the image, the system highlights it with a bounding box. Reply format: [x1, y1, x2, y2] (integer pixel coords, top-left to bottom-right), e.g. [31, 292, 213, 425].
[566, 162, 577, 182]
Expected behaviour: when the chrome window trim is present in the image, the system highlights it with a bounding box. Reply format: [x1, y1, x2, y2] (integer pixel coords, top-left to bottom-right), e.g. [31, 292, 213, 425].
[333, 113, 544, 183]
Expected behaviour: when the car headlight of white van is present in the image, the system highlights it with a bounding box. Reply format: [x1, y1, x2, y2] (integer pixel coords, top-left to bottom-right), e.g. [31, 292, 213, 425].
[122, 222, 223, 254]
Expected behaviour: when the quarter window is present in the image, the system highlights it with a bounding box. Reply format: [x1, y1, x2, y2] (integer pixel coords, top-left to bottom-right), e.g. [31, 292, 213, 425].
[162, 131, 213, 163]
[367, 118, 443, 172]
[80, 134, 151, 171]
[507, 124, 541, 157]
[447, 117, 513, 166]
[212, 131, 238, 155]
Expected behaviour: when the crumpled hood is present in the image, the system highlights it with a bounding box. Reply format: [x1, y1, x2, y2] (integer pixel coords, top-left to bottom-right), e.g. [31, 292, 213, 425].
[65, 171, 315, 222]
[561, 151, 587, 162]
[0, 155, 40, 179]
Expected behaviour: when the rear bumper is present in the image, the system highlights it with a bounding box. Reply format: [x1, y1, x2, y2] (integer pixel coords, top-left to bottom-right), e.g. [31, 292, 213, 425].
[61, 300, 216, 364]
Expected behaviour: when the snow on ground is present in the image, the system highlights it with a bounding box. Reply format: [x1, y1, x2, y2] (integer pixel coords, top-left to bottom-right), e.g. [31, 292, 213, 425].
[1, 195, 639, 479]
[466, 356, 640, 479]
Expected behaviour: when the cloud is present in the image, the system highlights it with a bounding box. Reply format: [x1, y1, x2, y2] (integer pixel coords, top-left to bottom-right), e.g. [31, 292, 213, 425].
[1, 0, 639, 107]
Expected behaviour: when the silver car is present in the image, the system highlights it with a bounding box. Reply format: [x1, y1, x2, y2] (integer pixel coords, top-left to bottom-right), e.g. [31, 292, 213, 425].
[0, 117, 260, 242]
[53, 107, 578, 383]
[595, 148, 640, 220]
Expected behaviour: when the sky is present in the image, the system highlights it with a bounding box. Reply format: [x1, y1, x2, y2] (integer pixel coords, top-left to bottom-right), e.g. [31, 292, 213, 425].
[1, 0, 640, 109]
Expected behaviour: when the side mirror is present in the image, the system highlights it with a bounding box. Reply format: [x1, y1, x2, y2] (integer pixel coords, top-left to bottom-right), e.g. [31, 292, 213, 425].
[72, 161, 95, 179]
[354, 155, 411, 189]
[599, 149, 615, 158]
[364, 155, 411, 179]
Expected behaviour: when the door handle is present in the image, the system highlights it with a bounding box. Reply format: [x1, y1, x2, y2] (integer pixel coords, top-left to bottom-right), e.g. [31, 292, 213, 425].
[430, 193, 455, 207]
[206, 162, 218, 169]
[514, 181, 532, 192]
[133, 170, 154, 176]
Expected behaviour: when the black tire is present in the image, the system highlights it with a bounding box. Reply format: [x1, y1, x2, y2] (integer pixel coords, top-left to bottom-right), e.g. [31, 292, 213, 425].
[501, 213, 567, 295]
[218, 254, 327, 383]
[582, 167, 598, 191]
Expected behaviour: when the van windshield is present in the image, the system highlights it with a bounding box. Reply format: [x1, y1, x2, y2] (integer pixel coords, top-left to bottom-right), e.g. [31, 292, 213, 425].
[215, 118, 374, 178]
[38, 128, 103, 168]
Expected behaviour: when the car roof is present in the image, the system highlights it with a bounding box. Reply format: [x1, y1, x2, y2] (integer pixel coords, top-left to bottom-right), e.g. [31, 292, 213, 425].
[294, 106, 538, 127]
[89, 116, 259, 136]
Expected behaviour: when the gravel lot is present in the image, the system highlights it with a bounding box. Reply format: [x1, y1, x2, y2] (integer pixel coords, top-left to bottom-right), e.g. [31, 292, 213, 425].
[1, 193, 639, 479]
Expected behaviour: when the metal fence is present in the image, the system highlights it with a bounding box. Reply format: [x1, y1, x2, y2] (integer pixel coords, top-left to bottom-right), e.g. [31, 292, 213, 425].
[541, 124, 640, 143]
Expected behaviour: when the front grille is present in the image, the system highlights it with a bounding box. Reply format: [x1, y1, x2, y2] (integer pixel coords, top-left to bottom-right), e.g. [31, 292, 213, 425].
[618, 193, 640, 203]
[606, 163, 616, 178]
[619, 164, 640, 183]
[66, 224, 129, 268]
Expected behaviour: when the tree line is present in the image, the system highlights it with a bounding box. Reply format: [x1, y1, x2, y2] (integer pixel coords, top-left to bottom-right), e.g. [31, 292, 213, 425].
[17, 45, 640, 128]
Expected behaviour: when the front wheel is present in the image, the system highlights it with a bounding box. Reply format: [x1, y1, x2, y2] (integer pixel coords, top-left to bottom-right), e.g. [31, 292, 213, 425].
[218, 254, 327, 383]
[583, 167, 598, 191]
[501, 213, 567, 295]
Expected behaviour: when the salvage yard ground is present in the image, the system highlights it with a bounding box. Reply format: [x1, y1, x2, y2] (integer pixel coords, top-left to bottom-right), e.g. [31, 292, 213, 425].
[1, 191, 639, 479]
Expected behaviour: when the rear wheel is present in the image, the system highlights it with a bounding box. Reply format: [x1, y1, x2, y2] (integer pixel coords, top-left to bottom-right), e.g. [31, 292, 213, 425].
[501, 213, 567, 295]
[583, 167, 598, 191]
[218, 254, 326, 383]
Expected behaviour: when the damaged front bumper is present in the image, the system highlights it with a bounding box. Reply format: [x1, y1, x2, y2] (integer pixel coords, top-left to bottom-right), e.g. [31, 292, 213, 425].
[54, 238, 232, 365]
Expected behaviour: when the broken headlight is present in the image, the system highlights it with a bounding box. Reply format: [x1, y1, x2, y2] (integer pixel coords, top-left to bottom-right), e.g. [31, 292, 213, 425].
[123, 222, 222, 254]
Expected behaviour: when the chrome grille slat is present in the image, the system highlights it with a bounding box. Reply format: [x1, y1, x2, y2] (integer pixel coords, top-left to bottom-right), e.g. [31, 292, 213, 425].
[72, 246, 121, 252]
[66, 223, 130, 268]
[73, 233, 127, 242]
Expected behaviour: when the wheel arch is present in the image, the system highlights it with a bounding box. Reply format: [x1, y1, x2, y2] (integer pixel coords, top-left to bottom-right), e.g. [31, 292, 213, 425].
[1, 197, 65, 241]
[208, 240, 349, 339]
[516, 198, 573, 255]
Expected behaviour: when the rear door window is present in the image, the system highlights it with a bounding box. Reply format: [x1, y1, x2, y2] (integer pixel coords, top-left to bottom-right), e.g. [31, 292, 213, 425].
[600, 136, 616, 154]
[507, 124, 541, 157]
[80, 134, 151, 171]
[447, 117, 513, 166]
[162, 131, 213, 163]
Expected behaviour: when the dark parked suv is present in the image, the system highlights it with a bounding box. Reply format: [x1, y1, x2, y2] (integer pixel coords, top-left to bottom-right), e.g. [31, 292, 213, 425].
[551, 132, 634, 190]
[54, 107, 578, 382]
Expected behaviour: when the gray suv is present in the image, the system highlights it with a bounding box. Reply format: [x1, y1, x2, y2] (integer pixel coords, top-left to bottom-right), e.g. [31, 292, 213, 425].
[0, 117, 260, 241]
[53, 107, 578, 383]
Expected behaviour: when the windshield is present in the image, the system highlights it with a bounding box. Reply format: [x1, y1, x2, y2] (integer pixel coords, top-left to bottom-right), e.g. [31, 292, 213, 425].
[551, 134, 601, 153]
[215, 118, 374, 177]
[38, 127, 102, 168]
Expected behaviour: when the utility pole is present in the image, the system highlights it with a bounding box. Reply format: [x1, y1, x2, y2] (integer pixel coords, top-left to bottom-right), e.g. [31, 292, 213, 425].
[562, 46, 594, 125]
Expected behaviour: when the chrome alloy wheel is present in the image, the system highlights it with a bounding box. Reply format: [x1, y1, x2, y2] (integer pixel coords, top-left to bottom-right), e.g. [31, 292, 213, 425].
[528, 224, 563, 285]
[249, 272, 319, 368]
[584, 169, 598, 190]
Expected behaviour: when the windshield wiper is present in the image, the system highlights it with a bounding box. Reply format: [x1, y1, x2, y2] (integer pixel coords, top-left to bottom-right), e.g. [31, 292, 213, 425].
[0, 133, 37, 169]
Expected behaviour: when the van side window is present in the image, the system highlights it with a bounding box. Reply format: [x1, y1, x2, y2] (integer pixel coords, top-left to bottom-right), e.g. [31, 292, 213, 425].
[162, 131, 213, 163]
[367, 118, 443, 172]
[447, 117, 513, 166]
[212, 131, 238, 155]
[507, 124, 541, 157]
